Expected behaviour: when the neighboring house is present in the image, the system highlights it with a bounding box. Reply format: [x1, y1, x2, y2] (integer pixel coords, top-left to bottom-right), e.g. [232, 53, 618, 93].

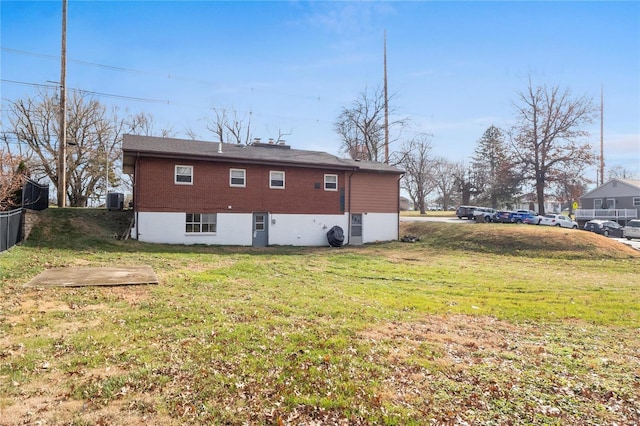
[576, 179, 640, 224]
[122, 135, 404, 247]
[399, 196, 412, 211]
[513, 193, 562, 214]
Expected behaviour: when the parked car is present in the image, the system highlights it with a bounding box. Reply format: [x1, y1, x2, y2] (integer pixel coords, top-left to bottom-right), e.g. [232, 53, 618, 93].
[456, 205, 477, 220]
[584, 220, 624, 237]
[473, 207, 496, 222]
[494, 210, 517, 223]
[623, 219, 640, 240]
[539, 214, 578, 229]
[514, 210, 542, 225]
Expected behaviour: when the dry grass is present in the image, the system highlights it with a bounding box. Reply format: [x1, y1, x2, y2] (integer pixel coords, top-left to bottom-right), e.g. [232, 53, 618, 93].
[1, 211, 639, 425]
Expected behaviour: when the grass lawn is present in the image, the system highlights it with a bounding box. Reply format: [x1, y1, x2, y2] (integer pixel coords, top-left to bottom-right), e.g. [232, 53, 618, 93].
[1, 209, 639, 425]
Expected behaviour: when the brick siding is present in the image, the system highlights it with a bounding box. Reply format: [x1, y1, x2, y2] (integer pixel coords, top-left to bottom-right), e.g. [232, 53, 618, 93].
[135, 158, 349, 214]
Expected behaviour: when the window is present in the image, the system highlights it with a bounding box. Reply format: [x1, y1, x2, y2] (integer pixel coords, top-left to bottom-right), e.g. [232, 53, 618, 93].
[594, 199, 602, 209]
[270, 171, 285, 189]
[185, 213, 216, 233]
[324, 174, 338, 191]
[634, 197, 640, 207]
[175, 165, 193, 185]
[254, 214, 265, 231]
[230, 169, 246, 187]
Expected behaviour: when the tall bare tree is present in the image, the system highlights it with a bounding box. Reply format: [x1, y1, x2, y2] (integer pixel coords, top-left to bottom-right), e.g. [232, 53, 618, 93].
[430, 157, 459, 210]
[205, 107, 291, 145]
[334, 86, 406, 162]
[452, 165, 481, 206]
[207, 108, 253, 144]
[510, 78, 597, 214]
[4, 89, 146, 207]
[394, 134, 434, 214]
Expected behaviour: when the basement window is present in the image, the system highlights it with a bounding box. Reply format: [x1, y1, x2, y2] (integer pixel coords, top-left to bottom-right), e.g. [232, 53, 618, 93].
[175, 165, 193, 185]
[324, 174, 338, 191]
[185, 213, 217, 233]
[270, 171, 285, 189]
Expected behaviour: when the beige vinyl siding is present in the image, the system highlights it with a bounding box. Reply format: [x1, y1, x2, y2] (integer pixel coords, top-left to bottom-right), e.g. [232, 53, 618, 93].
[350, 172, 399, 213]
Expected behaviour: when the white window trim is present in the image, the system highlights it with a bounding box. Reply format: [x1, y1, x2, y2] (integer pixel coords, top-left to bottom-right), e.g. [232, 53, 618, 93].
[175, 165, 193, 185]
[633, 197, 640, 207]
[594, 199, 602, 209]
[269, 171, 285, 189]
[324, 174, 338, 191]
[185, 213, 217, 234]
[229, 168, 246, 187]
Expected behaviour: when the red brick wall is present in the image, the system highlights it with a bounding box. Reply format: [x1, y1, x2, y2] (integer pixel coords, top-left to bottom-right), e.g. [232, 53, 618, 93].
[135, 157, 348, 214]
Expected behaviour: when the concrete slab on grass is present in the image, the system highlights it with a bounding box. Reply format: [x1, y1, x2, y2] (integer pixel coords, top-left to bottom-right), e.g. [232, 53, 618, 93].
[25, 266, 158, 288]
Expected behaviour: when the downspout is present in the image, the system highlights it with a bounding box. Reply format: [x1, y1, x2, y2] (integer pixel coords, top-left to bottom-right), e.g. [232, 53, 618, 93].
[397, 173, 404, 240]
[347, 167, 356, 244]
[134, 152, 140, 240]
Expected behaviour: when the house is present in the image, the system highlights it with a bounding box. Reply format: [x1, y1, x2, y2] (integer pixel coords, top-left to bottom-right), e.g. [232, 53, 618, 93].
[576, 178, 640, 224]
[513, 193, 562, 214]
[122, 135, 404, 247]
[399, 196, 412, 211]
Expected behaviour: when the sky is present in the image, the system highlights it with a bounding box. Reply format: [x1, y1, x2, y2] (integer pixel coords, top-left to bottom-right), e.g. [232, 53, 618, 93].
[2, 0, 639, 185]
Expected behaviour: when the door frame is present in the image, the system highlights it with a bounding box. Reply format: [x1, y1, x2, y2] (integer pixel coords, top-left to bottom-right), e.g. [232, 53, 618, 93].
[350, 213, 363, 245]
[252, 212, 269, 247]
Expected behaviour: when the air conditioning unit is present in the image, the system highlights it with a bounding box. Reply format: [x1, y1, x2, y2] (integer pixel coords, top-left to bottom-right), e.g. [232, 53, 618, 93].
[107, 192, 124, 211]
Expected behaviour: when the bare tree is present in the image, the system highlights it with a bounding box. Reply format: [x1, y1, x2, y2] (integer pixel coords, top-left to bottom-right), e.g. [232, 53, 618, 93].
[552, 164, 590, 216]
[205, 107, 293, 145]
[0, 149, 26, 210]
[608, 165, 638, 181]
[430, 157, 459, 211]
[452, 165, 481, 206]
[128, 112, 174, 138]
[394, 134, 434, 214]
[510, 78, 597, 215]
[4, 89, 148, 207]
[207, 108, 253, 144]
[334, 86, 407, 162]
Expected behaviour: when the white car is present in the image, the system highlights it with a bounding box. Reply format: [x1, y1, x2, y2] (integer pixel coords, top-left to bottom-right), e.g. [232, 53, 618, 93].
[473, 207, 497, 222]
[539, 214, 578, 229]
[623, 219, 640, 240]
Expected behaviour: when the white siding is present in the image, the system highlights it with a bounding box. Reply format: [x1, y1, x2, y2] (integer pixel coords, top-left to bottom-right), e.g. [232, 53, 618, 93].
[135, 212, 252, 245]
[134, 211, 398, 246]
[362, 213, 399, 243]
[268, 213, 349, 246]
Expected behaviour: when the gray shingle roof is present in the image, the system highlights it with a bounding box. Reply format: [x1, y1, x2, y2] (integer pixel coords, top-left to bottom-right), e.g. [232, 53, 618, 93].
[122, 134, 404, 174]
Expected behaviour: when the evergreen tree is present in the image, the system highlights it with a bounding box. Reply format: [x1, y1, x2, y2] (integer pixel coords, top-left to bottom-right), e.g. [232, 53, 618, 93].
[471, 126, 520, 208]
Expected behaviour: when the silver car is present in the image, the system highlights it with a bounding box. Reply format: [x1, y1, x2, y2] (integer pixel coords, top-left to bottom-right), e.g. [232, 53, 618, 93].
[539, 214, 578, 229]
[623, 219, 640, 240]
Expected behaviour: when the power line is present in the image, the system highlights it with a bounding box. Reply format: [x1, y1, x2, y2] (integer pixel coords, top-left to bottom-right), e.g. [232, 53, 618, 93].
[2, 47, 342, 104]
[3, 47, 216, 86]
[0, 78, 208, 108]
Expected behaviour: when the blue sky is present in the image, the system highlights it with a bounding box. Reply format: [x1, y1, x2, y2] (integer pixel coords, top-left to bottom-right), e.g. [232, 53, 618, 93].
[2, 1, 639, 182]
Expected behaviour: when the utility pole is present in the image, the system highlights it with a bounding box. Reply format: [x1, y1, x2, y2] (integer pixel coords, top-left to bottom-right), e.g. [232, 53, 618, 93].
[383, 30, 389, 164]
[600, 84, 604, 186]
[57, 0, 68, 207]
